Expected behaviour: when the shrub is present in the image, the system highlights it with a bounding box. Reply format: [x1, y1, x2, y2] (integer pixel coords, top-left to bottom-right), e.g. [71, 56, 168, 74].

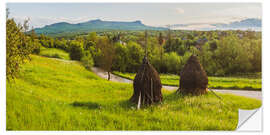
[126, 41, 144, 72]
[69, 40, 84, 60]
[163, 52, 181, 74]
[112, 42, 128, 72]
[81, 51, 94, 70]
[32, 39, 42, 54]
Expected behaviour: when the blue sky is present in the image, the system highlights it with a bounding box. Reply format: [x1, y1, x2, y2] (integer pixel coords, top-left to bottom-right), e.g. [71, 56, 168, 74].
[7, 3, 261, 28]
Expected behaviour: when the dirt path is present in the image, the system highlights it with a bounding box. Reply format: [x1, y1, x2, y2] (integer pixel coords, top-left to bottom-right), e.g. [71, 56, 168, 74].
[91, 67, 262, 100]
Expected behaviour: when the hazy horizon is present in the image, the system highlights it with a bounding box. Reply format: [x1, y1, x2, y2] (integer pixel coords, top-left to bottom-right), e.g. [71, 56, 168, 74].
[7, 3, 261, 29]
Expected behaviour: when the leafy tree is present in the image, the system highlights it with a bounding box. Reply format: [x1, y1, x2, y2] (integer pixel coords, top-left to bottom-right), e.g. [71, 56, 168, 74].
[112, 42, 128, 72]
[163, 52, 181, 74]
[69, 40, 84, 60]
[249, 39, 262, 72]
[96, 36, 115, 80]
[6, 18, 33, 80]
[81, 51, 94, 70]
[126, 41, 144, 72]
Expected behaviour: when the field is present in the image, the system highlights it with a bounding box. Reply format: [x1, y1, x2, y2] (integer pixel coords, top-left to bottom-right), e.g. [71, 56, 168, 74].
[113, 72, 262, 90]
[6, 55, 262, 130]
[39, 48, 70, 60]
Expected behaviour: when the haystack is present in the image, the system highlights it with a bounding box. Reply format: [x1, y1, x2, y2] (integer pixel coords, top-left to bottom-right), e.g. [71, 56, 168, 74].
[177, 55, 208, 95]
[130, 56, 163, 107]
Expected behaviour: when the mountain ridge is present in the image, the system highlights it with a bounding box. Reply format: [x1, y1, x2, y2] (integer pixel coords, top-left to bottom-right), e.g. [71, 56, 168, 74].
[170, 18, 261, 31]
[34, 19, 167, 36]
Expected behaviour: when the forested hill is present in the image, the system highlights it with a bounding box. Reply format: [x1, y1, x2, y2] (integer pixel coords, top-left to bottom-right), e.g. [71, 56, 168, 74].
[33, 19, 167, 36]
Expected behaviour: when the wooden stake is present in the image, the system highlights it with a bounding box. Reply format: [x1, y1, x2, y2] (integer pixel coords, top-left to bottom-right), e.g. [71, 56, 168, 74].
[151, 78, 154, 103]
[137, 92, 141, 109]
[145, 30, 148, 58]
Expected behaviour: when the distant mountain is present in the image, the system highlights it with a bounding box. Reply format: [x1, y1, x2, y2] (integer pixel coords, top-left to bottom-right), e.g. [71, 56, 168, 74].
[170, 18, 261, 31]
[212, 18, 261, 29]
[34, 19, 167, 36]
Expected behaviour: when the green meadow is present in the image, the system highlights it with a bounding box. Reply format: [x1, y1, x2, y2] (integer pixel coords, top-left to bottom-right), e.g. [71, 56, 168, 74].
[39, 48, 70, 60]
[113, 71, 262, 90]
[7, 55, 261, 130]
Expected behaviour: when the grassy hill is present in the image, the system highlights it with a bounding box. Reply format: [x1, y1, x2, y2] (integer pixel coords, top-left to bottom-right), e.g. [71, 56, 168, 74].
[7, 55, 261, 130]
[39, 48, 70, 60]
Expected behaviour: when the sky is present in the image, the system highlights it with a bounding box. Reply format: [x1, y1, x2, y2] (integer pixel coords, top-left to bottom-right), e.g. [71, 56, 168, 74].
[7, 3, 262, 29]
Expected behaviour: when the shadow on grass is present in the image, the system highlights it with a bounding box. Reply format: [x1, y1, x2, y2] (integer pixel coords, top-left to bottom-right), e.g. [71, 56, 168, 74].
[163, 91, 185, 102]
[118, 99, 136, 109]
[71, 101, 101, 110]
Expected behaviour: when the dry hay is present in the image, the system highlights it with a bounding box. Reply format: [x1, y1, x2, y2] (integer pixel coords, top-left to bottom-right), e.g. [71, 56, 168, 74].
[177, 55, 208, 95]
[130, 56, 162, 107]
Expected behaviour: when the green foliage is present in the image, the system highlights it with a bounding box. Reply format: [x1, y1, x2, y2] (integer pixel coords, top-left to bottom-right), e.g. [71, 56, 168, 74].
[24, 29, 261, 76]
[6, 18, 34, 80]
[112, 42, 128, 72]
[196, 34, 261, 76]
[69, 40, 84, 60]
[125, 41, 144, 72]
[31, 39, 42, 54]
[94, 36, 115, 73]
[81, 51, 94, 70]
[54, 38, 69, 51]
[7, 55, 261, 130]
[163, 52, 181, 74]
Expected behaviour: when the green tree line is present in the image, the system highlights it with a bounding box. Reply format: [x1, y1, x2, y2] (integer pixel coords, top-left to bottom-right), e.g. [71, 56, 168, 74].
[7, 14, 261, 79]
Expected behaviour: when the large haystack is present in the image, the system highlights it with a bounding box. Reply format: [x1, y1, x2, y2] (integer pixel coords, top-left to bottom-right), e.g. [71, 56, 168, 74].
[177, 55, 208, 95]
[130, 56, 163, 106]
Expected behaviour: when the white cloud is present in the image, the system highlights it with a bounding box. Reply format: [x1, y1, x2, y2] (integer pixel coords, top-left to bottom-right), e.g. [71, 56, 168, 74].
[11, 16, 94, 28]
[175, 8, 185, 14]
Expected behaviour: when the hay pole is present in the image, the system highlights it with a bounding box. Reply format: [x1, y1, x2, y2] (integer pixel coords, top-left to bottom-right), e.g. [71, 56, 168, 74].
[151, 78, 154, 103]
[208, 88, 222, 100]
[137, 92, 141, 109]
[208, 88, 236, 110]
[145, 30, 148, 58]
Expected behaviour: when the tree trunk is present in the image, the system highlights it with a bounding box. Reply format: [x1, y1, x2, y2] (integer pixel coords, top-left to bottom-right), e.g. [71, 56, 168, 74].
[107, 71, 111, 81]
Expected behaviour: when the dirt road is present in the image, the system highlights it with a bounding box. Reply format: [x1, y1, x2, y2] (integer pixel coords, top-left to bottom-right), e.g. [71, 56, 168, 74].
[91, 67, 262, 100]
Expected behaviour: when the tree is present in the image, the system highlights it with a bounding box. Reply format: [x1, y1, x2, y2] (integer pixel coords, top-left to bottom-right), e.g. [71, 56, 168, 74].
[6, 18, 33, 80]
[69, 40, 84, 60]
[96, 36, 115, 80]
[81, 51, 94, 70]
[126, 41, 144, 72]
[163, 52, 181, 74]
[213, 35, 251, 75]
[112, 42, 128, 72]
[158, 32, 164, 60]
[30, 28, 41, 54]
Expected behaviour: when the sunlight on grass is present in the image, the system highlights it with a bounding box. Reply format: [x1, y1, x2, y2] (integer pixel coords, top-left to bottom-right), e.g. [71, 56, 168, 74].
[113, 71, 261, 90]
[7, 55, 261, 130]
[39, 48, 70, 60]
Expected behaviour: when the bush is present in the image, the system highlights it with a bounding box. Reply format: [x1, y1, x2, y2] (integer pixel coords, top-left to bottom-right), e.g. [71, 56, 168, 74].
[213, 36, 252, 75]
[81, 51, 94, 70]
[163, 52, 181, 74]
[112, 42, 128, 72]
[69, 40, 84, 60]
[125, 41, 144, 72]
[32, 39, 42, 54]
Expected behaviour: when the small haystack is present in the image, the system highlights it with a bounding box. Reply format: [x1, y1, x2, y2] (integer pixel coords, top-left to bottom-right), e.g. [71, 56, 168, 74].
[177, 55, 208, 95]
[130, 56, 163, 107]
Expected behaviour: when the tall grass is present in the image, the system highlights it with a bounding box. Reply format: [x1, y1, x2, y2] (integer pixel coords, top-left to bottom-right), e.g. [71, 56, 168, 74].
[7, 55, 261, 130]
